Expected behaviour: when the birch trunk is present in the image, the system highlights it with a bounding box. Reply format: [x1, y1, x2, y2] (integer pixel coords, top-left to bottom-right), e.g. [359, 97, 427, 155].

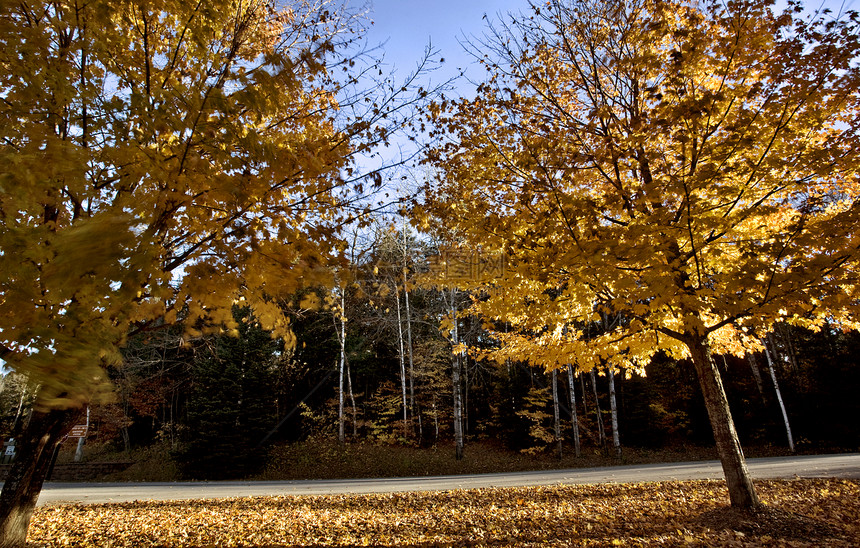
[764, 334, 796, 453]
[778, 323, 800, 372]
[566, 364, 581, 457]
[402, 229, 416, 424]
[394, 284, 408, 428]
[335, 287, 347, 444]
[590, 368, 606, 449]
[607, 368, 621, 458]
[449, 291, 464, 460]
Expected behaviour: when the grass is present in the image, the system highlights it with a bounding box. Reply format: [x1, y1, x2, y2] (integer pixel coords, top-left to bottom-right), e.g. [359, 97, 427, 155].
[29, 478, 860, 546]
[254, 438, 800, 481]
[70, 438, 803, 482]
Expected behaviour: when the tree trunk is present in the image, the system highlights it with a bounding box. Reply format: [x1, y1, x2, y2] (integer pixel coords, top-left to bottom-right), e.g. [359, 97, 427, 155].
[552, 369, 562, 459]
[463, 353, 469, 437]
[566, 364, 581, 457]
[394, 284, 408, 429]
[580, 373, 588, 415]
[405, 286, 415, 426]
[449, 291, 464, 460]
[0, 405, 81, 548]
[764, 334, 796, 453]
[346, 358, 357, 439]
[337, 289, 347, 444]
[402, 232, 416, 425]
[607, 367, 621, 459]
[777, 323, 800, 373]
[590, 368, 606, 449]
[684, 335, 760, 510]
[746, 352, 765, 397]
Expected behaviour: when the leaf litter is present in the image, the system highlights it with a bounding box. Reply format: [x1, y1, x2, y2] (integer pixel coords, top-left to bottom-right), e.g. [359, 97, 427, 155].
[28, 478, 859, 547]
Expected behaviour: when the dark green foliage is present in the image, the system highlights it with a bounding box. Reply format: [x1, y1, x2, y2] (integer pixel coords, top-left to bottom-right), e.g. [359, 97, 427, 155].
[176, 308, 283, 480]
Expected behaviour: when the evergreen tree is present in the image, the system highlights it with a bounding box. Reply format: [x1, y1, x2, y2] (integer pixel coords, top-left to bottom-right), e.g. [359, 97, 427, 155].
[177, 309, 282, 480]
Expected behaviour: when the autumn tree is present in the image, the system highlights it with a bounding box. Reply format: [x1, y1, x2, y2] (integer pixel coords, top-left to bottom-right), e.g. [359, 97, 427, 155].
[420, 0, 860, 510]
[0, 0, 428, 544]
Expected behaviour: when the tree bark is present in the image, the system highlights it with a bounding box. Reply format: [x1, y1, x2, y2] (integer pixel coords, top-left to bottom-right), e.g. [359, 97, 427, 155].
[590, 368, 606, 449]
[566, 364, 581, 457]
[449, 291, 464, 460]
[684, 335, 760, 510]
[607, 367, 621, 459]
[745, 352, 765, 397]
[337, 288, 347, 444]
[394, 284, 408, 429]
[764, 334, 796, 453]
[0, 404, 81, 548]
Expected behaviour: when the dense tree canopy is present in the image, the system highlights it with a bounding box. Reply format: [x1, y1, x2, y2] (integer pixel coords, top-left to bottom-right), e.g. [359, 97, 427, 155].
[0, 0, 368, 409]
[420, 0, 860, 508]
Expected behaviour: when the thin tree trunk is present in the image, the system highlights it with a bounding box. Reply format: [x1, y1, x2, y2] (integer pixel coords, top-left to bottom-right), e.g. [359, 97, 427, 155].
[552, 369, 562, 459]
[0, 404, 81, 548]
[580, 374, 588, 415]
[335, 287, 347, 444]
[778, 323, 800, 373]
[402, 229, 416, 425]
[764, 334, 796, 453]
[590, 368, 606, 449]
[334, 287, 346, 444]
[394, 284, 407, 428]
[607, 367, 621, 459]
[566, 364, 581, 457]
[463, 353, 469, 437]
[746, 352, 765, 397]
[433, 398, 439, 442]
[449, 291, 464, 460]
[684, 335, 760, 510]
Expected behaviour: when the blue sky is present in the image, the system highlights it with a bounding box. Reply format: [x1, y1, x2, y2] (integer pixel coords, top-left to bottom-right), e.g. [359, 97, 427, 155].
[361, 0, 858, 87]
[361, 0, 527, 85]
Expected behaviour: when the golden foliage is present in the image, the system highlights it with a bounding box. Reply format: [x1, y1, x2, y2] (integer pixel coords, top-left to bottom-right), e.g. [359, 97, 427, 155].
[418, 0, 860, 372]
[0, 0, 360, 407]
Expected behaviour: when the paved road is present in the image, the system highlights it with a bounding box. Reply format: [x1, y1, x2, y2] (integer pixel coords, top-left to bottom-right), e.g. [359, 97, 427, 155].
[33, 453, 860, 506]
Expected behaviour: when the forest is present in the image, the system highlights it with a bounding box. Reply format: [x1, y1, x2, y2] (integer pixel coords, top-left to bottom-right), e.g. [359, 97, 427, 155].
[2, 225, 857, 480]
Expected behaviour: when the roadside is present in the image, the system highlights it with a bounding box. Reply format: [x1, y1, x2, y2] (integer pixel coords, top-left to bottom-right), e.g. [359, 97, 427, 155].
[56, 438, 836, 483]
[33, 453, 860, 505]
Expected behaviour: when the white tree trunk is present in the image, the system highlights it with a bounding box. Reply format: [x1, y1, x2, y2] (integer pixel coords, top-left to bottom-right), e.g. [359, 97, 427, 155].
[449, 290, 464, 460]
[566, 364, 581, 457]
[764, 334, 796, 453]
[394, 284, 408, 427]
[335, 287, 347, 444]
[607, 368, 621, 458]
[590, 368, 606, 449]
[402, 227, 416, 426]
